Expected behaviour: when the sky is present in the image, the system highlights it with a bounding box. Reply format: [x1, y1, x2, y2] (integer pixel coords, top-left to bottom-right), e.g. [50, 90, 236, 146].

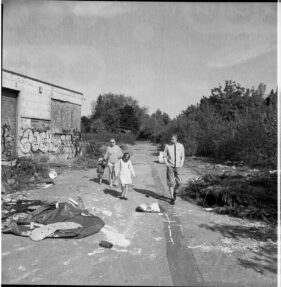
[2, 1, 278, 118]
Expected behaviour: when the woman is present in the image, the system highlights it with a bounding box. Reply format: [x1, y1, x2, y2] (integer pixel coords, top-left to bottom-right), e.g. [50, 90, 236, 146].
[103, 138, 123, 187]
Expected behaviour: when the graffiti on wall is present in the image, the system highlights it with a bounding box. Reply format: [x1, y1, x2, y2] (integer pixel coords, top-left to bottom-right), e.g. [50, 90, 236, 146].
[19, 129, 61, 154]
[18, 128, 81, 158]
[2, 124, 15, 158]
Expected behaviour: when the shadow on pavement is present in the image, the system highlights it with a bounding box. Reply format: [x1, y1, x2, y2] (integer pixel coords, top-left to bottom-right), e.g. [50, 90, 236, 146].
[89, 178, 110, 185]
[104, 188, 121, 198]
[199, 222, 277, 274]
[134, 188, 171, 203]
[237, 247, 277, 274]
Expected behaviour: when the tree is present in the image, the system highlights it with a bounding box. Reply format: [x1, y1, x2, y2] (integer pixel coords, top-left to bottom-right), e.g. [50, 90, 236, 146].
[81, 116, 91, 133]
[120, 105, 139, 133]
[90, 118, 106, 133]
[91, 93, 147, 134]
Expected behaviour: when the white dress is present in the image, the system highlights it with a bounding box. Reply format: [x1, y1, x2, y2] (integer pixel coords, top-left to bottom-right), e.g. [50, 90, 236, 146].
[117, 159, 135, 185]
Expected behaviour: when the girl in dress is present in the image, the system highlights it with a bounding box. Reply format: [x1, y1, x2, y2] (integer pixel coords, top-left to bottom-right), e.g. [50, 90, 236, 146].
[116, 152, 135, 200]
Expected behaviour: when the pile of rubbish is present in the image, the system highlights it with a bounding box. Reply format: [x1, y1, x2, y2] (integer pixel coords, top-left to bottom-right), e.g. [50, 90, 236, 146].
[2, 197, 104, 241]
[136, 202, 161, 213]
[181, 169, 277, 221]
[2, 158, 56, 194]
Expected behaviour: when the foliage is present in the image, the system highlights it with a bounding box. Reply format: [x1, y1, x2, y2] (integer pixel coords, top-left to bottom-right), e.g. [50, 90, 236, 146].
[120, 105, 140, 133]
[90, 118, 106, 134]
[81, 116, 91, 133]
[155, 81, 277, 167]
[83, 131, 136, 145]
[138, 109, 171, 142]
[81, 80, 277, 167]
[91, 93, 146, 134]
[182, 171, 277, 222]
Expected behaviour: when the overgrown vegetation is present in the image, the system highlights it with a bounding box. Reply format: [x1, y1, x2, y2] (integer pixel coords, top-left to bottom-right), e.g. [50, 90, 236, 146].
[1, 158, 51, 193]
[81, 81, 277, 168]
[181, 169, 277, 222]
[158, 81, 277, 168]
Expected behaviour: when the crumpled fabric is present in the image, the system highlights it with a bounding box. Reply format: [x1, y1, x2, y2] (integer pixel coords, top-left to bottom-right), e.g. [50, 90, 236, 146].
[2, 199, 105, 240]
[30, 222, 83, 241]
[135, 202, 161, 213]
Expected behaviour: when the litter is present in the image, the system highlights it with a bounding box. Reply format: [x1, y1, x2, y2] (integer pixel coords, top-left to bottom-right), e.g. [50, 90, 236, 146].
[187, 242, 207, 249]
[136, 202, 161, 213]
[204, 208, 214, 212]
[34, 182, 54, 189]
[154, 237, 162, 241]
[30, 222, 82, 241]
[101, 225, 131, 247]
[2, 198, 105, 240]
[68, 198, 79, 207]
[99, 240, 113, 248]
[49, 170, 57, 180]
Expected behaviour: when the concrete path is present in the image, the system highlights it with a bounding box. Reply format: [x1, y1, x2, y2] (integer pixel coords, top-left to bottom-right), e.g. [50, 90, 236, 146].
[1, 142, 277, 286]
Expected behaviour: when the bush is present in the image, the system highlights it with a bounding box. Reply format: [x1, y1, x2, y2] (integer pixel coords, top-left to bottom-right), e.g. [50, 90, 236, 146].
[154, 81, 277, 168]
[82, 131, 137, 145]
[182, 171, 277, 221]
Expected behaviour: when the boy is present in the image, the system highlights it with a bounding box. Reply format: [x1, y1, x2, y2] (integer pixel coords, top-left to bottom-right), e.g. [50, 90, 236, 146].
[96, 157, 107, 185]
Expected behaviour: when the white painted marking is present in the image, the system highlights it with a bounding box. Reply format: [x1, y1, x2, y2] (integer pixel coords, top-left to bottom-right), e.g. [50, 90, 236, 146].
[164, 213, 174, 245]
[88, 248, 105, 256]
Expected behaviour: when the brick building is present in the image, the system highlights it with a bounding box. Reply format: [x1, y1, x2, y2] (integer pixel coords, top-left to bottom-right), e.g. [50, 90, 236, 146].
[1, 69, 84, 161]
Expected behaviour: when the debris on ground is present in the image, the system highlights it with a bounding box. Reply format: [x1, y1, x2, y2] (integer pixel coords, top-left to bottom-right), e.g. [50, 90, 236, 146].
[1, 158, 53, 194]
[2, 197, 105, 241]
[181, 169, 277, 222]
[101, 225, 131, 247]
[99, 240, 113, 248]
[48, 170, 57, 180]
[135, 202, 161, 213]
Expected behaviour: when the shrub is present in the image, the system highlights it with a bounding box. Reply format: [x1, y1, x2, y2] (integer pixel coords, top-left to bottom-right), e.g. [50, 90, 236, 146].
[82, 131, 137, 145]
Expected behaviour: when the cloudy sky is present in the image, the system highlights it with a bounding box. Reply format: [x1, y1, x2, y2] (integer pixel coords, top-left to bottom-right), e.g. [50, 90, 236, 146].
[2, 1, 278, 118]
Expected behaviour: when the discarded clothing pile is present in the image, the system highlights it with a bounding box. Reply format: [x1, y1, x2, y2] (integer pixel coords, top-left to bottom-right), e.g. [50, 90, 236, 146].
[2, 198, 105, 241]
[135, 202, 161, 213]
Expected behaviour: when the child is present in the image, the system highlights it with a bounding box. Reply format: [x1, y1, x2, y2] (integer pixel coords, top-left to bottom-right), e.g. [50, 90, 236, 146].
[116, 153, 135, 200]
[96, 157, 107, 185]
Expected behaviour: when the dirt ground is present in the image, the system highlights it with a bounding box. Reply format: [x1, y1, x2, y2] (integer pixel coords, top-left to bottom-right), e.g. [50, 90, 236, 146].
[1, 142, 277, 286]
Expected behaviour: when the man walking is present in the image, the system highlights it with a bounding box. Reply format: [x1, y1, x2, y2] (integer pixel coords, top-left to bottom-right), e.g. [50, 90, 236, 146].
[163, 134, 185, 205]
[104, 138, 123, 187]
